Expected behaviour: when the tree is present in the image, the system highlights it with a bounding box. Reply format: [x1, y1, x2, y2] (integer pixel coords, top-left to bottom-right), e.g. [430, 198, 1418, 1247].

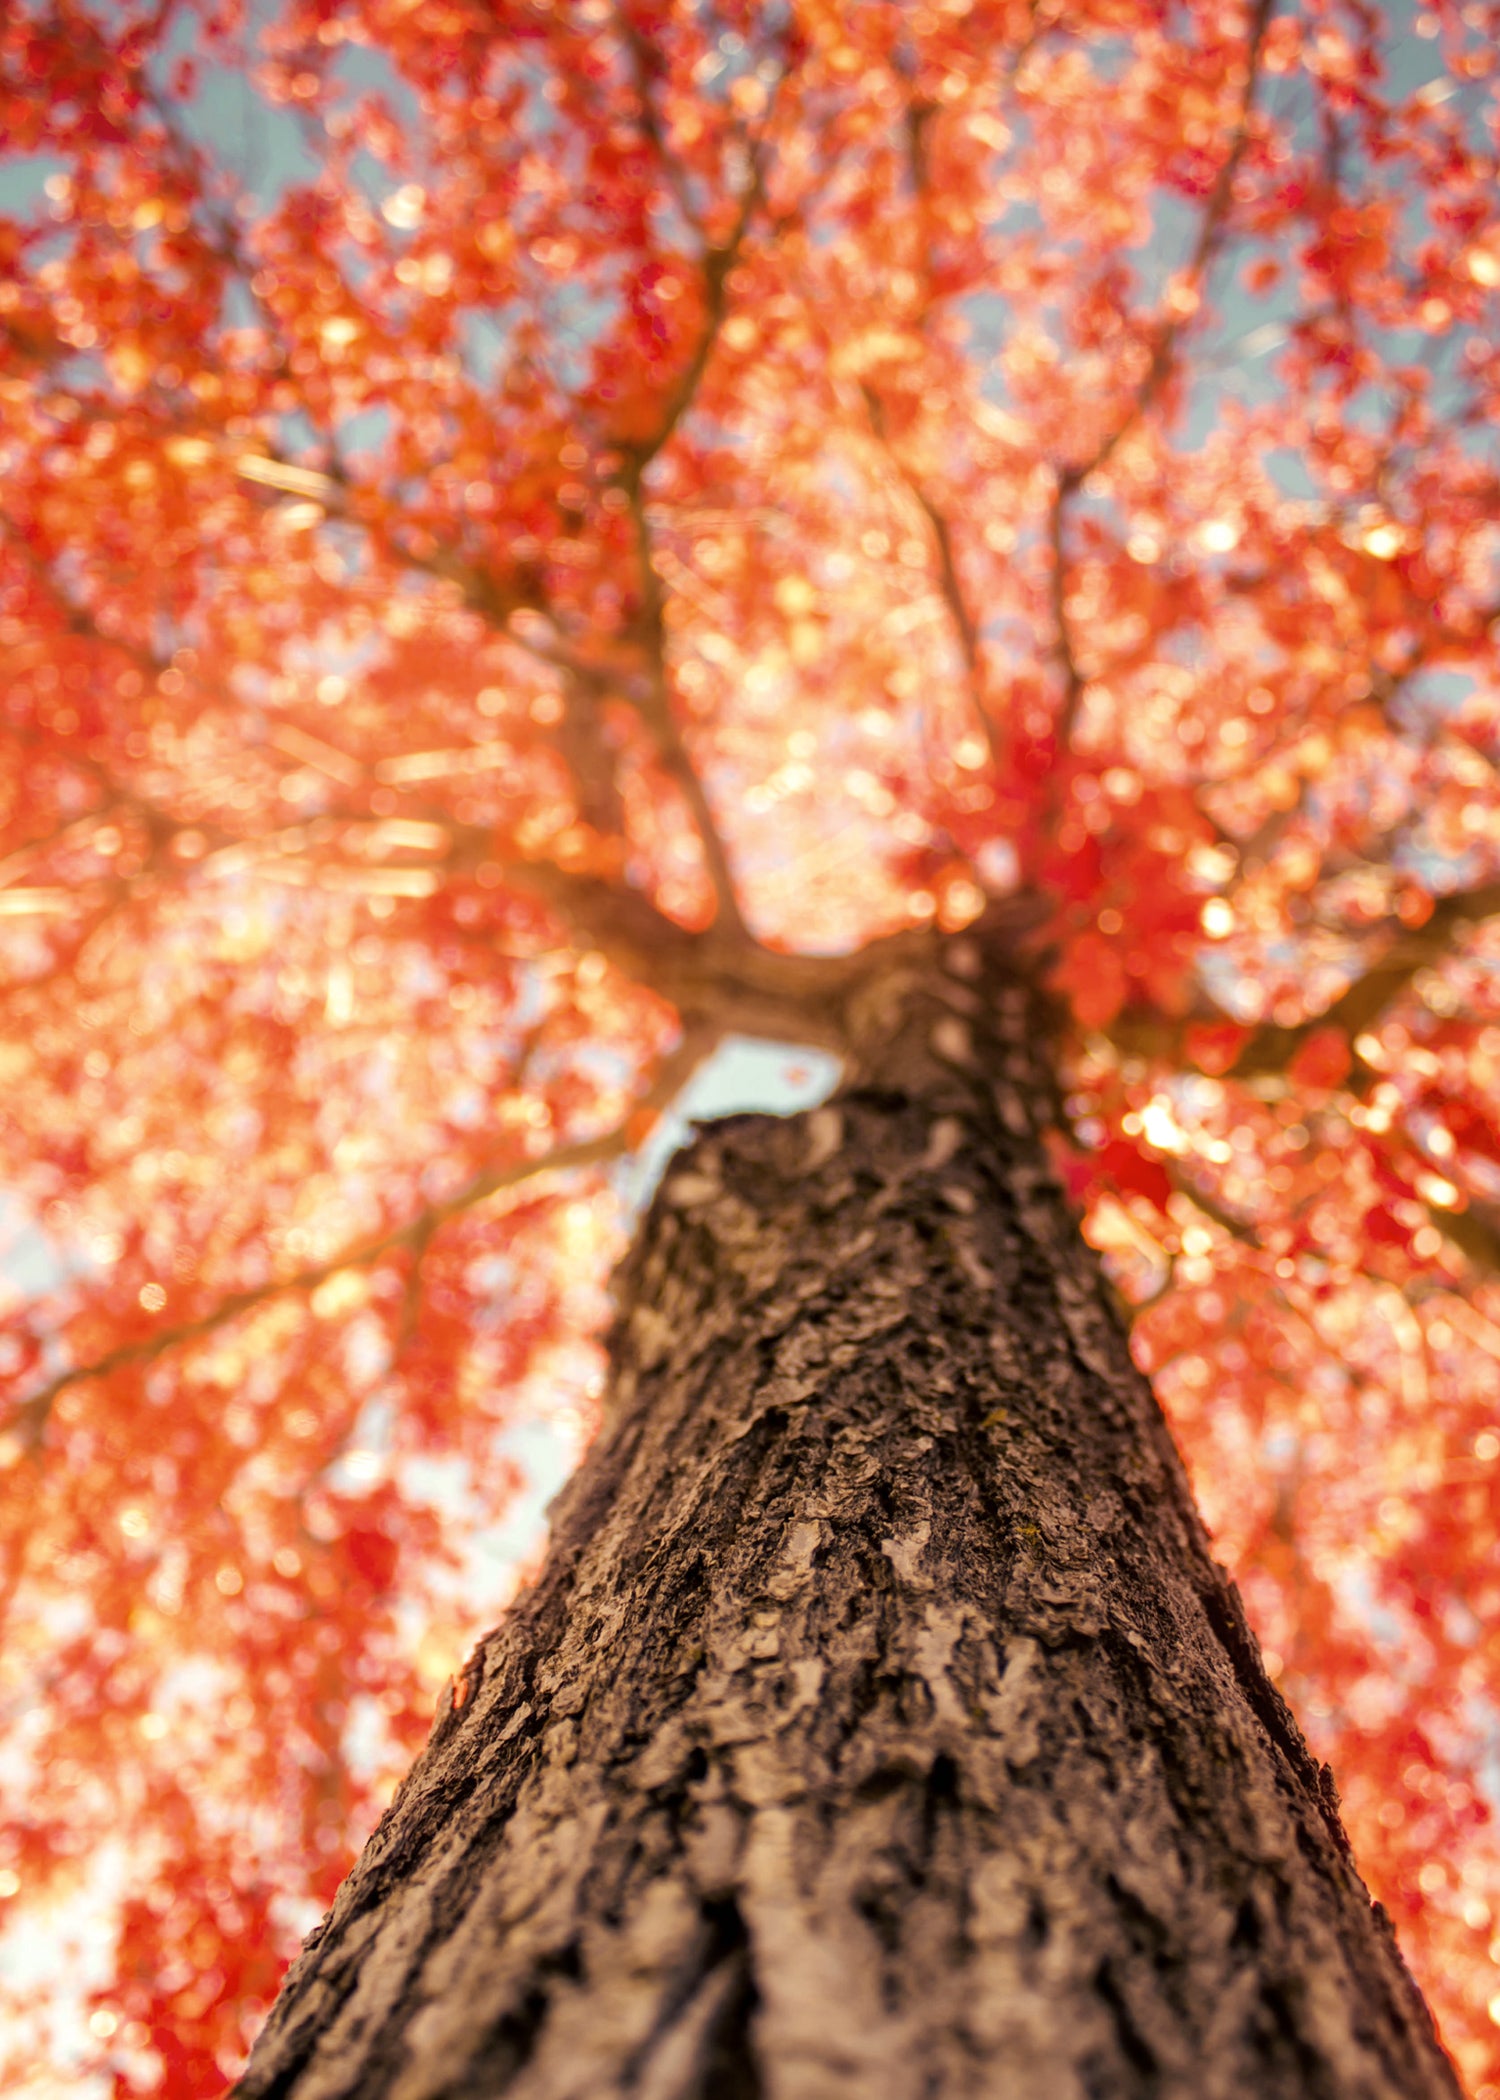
[233, 930, 1467, 2099]
[1, 0, 1499, 2092]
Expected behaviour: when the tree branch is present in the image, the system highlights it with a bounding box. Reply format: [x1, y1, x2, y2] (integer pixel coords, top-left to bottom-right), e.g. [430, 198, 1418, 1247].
[1098, 873, 1500, 1097]
[1427, 1199, 1500, 1275]
[861, 383, 1002, 776]
[1048, 0, 1275, 750]
[621, 483, 749, 940]
[577, 90, 773, 943]
[617, 60, 777, 490]
[1229, 876, 1500, 1080]
[1049, 492, 1088, 751]
[229, 227, 761, 945]
[616, 10, 709, 240]
[1062, 0, 1275, 494]
[9, 1033, 717, 1449]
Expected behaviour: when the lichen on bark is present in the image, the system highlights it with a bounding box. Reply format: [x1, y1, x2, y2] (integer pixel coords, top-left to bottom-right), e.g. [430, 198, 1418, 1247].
[236, 940, 1458, 2100]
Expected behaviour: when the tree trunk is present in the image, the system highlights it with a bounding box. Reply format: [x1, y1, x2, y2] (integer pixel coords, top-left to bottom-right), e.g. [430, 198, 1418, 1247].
[235, 933, 1458, 2100]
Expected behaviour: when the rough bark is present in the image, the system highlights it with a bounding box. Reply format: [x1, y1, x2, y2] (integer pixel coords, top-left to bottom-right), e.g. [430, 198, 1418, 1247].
[235, 933, 1458, 2100]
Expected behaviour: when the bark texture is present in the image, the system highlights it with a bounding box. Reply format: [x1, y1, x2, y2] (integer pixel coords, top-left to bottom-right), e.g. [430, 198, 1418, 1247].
[236, 936, 1458, 2100]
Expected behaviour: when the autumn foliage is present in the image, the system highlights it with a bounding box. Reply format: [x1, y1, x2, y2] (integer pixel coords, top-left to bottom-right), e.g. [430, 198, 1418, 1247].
[3, 0, 1500, 2091]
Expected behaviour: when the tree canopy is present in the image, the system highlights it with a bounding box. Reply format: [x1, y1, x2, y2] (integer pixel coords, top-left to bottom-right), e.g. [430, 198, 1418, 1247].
[2, 0, 1500, 2092]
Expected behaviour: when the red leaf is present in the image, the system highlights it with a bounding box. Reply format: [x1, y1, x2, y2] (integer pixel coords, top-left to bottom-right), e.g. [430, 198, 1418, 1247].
[1184, 1021, 1250, 1076]
[344, 1527, 400, 1593]
[1096, 1139, 1173, 1211]
[1289, 1027, 1353, 1091]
